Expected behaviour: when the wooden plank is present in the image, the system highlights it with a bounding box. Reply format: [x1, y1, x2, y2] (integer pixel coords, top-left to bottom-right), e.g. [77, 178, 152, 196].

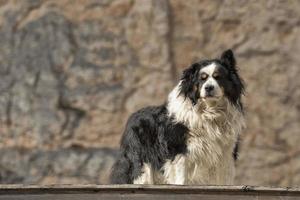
[0, 185, 299, 200]
[0, 194, 291, 200]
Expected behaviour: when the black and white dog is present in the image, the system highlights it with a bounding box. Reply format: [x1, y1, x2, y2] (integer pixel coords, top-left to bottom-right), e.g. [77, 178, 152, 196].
[110, 49, 245, 185]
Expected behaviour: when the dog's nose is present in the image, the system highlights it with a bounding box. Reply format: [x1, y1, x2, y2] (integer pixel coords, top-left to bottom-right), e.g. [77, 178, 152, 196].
[205, 85, 214, 92]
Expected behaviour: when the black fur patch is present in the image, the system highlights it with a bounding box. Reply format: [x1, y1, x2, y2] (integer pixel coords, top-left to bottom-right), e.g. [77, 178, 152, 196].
[110, 105, 188, 184]
[232, 136, 240, 161]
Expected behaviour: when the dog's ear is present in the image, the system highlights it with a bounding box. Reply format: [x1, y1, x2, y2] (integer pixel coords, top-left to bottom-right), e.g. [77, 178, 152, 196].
[220, 49, 236, 68]
[221, 49, 245, 107]
[180, 63, 200, 105]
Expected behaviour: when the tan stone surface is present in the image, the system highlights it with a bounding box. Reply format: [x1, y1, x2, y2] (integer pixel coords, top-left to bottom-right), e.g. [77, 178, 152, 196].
[0, 0, 299, 186]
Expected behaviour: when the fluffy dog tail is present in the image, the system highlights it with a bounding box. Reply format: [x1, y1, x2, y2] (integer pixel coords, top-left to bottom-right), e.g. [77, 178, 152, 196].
[110, 152, 131, 184]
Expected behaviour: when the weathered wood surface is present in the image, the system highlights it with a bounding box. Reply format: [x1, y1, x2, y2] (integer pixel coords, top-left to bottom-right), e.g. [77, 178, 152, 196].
[0, 185, 299, 200]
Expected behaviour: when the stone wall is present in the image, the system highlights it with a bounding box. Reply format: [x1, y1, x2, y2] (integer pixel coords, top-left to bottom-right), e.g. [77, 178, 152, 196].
[0, 0, 299, 186]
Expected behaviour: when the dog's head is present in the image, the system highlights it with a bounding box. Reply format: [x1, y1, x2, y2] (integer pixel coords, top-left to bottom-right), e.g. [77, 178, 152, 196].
[179, 49, 244, 108]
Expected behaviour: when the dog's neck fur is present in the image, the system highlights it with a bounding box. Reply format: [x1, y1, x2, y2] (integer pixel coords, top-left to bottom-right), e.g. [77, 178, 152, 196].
[167, 82, 245, 139]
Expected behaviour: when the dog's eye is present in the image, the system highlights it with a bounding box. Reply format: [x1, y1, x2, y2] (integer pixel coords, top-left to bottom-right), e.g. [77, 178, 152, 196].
[200, 73, 208, 80]
[213, 73, 220, 79]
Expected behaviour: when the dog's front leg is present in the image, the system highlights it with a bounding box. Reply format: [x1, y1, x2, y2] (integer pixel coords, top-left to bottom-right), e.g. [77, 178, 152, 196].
[215, 152, 235, 185]
[133, 163, 154, 184]
[174, 155, 186, 185]
[164, 155, 186, 185]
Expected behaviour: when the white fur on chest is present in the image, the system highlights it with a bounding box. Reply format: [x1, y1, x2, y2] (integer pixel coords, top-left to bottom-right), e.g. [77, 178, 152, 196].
[161, 121, 239, 185]
[184, 130, 236, 185]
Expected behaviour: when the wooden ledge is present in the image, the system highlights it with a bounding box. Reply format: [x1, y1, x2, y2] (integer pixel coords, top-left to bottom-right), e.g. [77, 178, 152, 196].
[0, 185, 299, 199]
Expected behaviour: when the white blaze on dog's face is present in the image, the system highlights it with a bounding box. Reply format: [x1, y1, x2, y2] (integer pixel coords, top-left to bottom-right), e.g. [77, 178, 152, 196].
[199, 63, 224, 101]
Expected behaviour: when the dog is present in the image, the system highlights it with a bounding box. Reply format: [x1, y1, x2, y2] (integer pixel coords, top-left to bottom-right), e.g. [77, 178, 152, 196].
[110, 49, 245, 185]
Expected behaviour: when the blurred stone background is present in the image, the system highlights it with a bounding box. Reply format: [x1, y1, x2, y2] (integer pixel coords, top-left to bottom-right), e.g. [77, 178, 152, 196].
[0, 0, 299, 186]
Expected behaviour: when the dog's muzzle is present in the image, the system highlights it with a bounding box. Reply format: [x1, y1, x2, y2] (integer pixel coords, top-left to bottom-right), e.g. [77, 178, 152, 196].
[204, 84, 218, 98]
